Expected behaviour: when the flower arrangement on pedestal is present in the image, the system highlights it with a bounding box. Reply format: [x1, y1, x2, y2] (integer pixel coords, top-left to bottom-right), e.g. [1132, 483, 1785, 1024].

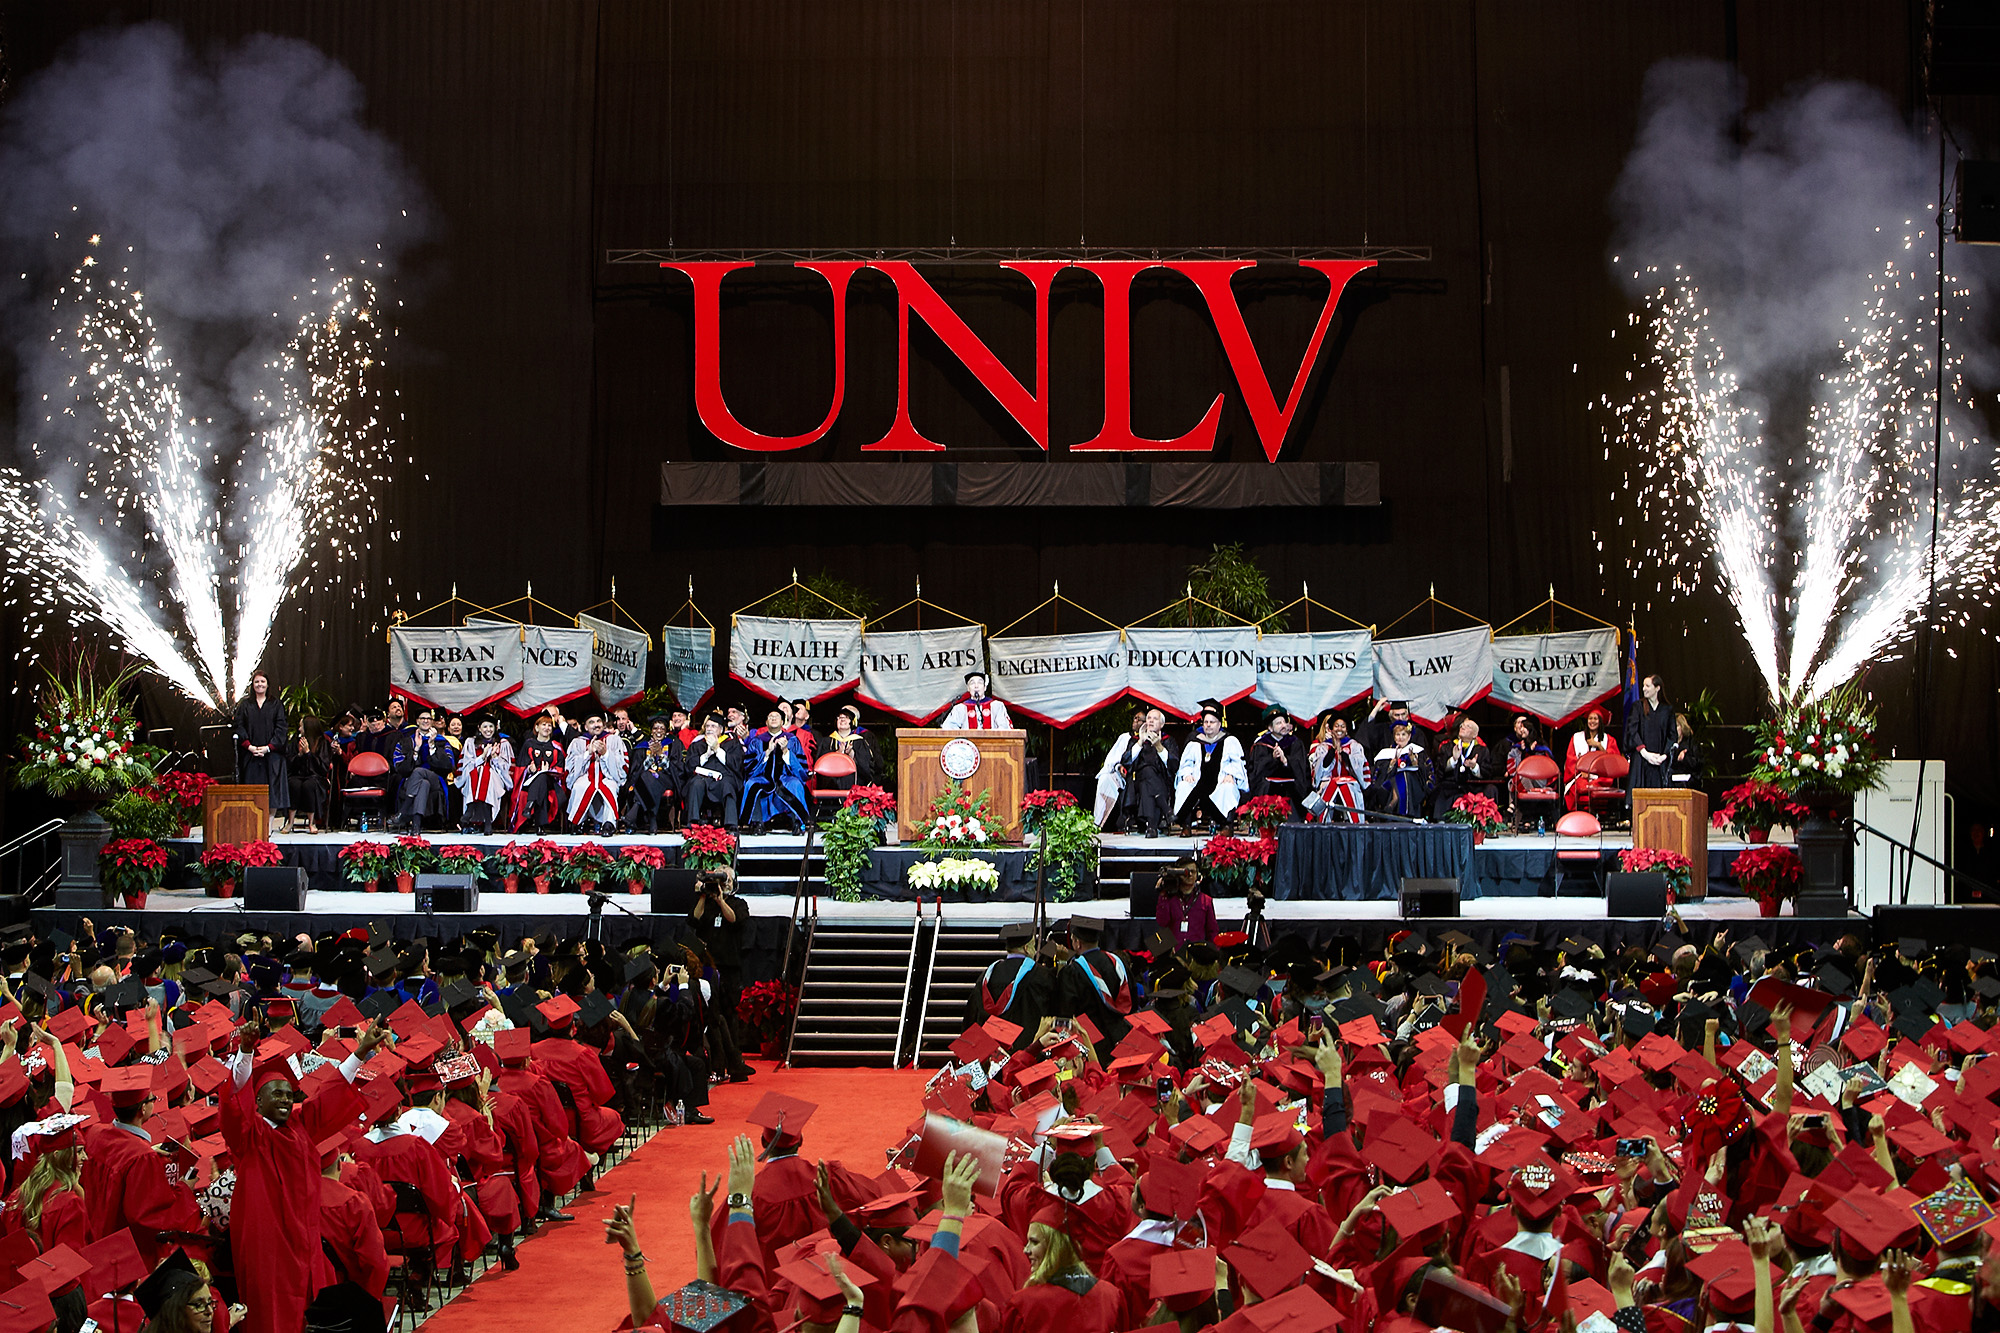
[1711, 781, 1810, 842]
[1617, 847, 1695, 902]
[338, 840, 395, 890]
[1733, 844, 1804, 916]
[920, 781, 993, 848]
[612, 843, 667, 895]
[557, 841, 615, 892]
[825, 786, 897, 903]
[199, 840, 281, 897]
[13, 663, 158, 800]
[1196, 832, 1277, 893]
[909, 857, 1002, 893]
[1019, 789, 1077, 837]
[99, 838, 169, 907]
[1750, 687, 1886, 798]
[737, 980, 800, 1056]
[1025, 801, 1100, 901]
[681, 823, 738, 872]
[1444, 793, 1506, 841]
[1238, 795, 1294, 835]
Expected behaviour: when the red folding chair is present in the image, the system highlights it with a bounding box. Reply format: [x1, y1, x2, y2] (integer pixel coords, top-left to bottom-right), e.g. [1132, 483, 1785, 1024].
[808, 751, 857, 820]
[1552, 810, 1603, 897]
[340, 750, 392, 830]
[1511, 754, 1562, 830]
[1578, 750, 1631, 825]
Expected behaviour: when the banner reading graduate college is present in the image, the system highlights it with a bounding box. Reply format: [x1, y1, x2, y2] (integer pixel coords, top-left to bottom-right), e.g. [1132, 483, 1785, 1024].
[728, 615, 864, 702]
[661, 625, 716, 713]
[988, 631, 1128, 727]
[1371, 625, 1495, 729]
[1488, 628, 1621, 727]
[1123, 626, 1258, 718]
[1251, 629, 1374, 720]
[579, 613, 650, 712]
[856, 625, 988, 723]
[389, 625, 524, 715]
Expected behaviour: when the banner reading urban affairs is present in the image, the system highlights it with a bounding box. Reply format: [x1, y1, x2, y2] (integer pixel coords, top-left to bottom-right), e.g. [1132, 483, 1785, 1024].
[728, 615, 865, 703]
[1488, 628, 1621, 727]
[855, 625, 988, 724]
[987, 631, 1128, 727]
[1251, 629, 1374, 720]
[661, 625, 716, 713]
[389, 625, 523, 715]
[1371, 625, 1495, 729]
[1122, 626, 1258, 717]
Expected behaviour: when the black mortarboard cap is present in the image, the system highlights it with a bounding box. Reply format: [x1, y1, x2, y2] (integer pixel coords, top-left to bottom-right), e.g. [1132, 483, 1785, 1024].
[101, 978, 146, 1014]
[1898, 938, 1928, 960]
[133, 1249, 202, 1318]
[364, 948, 397, 977]
[577, 991, 615, 1029]
[358, 991, 400, 1022]
[439, 980, 478, 1012]
[1550, 990, 1591, 1021]
[624, 955, 658, 985]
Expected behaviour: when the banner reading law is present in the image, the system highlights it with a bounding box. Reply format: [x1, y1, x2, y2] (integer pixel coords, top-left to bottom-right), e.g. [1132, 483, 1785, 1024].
[856, 625, 987, 723]
[1489, 628, 1621, 727]
[728, 615, 864, 702]
[1123, 626, 1258, 717]
[988, 631, 1127, 727]
[579, 613, 649, 711]
[1371, 625, 1495, 729]
[1251, 630, 1374, 720]
[661, 625, 716, 713]
[389, 625, 523, 714]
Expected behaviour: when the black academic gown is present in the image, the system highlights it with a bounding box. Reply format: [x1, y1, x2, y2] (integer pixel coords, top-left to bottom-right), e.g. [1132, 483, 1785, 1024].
[960, 953, 1057, 1042]
[824, 733, 875, 790]
[1431, 739, 1499, 819]
[391, 732, 456, 821]
[234, 695, 291, 812]
[683, 736, 745, 826]
[1625, 704, 1676, 790]
[1246, 730, 1313, 813]
[629, 738, 679, 832]
[1055, 949, 1133, 1059]
[1118, 739, 1174, 832]
[1361, 712, 1434, 762]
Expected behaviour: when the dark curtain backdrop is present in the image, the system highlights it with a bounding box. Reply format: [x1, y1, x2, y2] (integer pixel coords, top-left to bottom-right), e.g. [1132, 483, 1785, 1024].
[3, 1, 1997, 828]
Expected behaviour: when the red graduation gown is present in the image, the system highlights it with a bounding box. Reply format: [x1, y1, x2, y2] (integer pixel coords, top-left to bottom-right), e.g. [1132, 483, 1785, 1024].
[317, 1173, 392, 1300]
[497, 1064, 587, 1197]
[0, 1184, 89, 1254]
[80, 1122, 204, 1267]
[528, 1036, 625, 1154]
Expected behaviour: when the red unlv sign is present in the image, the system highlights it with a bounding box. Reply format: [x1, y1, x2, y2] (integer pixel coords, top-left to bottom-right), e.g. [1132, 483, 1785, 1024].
[662, 259, 1375, 460]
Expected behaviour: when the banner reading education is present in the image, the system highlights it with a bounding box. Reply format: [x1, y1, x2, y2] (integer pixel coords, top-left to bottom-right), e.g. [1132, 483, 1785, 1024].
[389, 625, 523, 715]
[1251, 630, 1374, 720]
[661, 625, 716, 713]
[1371, 625, 1495, 729]
[988, 631, 1128, 727]
[1488, 627, 1621, 727]
[579, 613, 650, 711]
[1123, 626, 1258, 718]
[856, 625, 987, 723]
[728, 615, 864, 703]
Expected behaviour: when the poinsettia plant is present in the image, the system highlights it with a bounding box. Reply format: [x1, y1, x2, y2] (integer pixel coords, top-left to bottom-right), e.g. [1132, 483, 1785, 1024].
[1444, 793, 1506, 836]
[99, 838, 169, 897]
[1197, 832, 1277, 892]
[611, 843, 667, 883]
[1618, 847, 1694, 901]
[843, 784, 897, 829]
[1019, 788, 1077, 837]
[557, 841, 616, 889]
[198, 839, 281, 887]
[921, 780, 993, 848]
[494, 840, 551, 877]
[737, 980, 799, 1032]
[153, 770, 219, 816]
[1711, 780, 1810, 838]
[433, 845, 490, 876]
[337, 840, 396, 884]
[681, 823, 738, 872]
[388, 836, 436, 876]
[1238, 795, 1294, 834]
[1733, 844, 1804, 908]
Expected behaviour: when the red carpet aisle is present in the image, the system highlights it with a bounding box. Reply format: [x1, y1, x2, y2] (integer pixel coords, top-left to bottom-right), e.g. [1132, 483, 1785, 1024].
[425, 1060, 931, 1333]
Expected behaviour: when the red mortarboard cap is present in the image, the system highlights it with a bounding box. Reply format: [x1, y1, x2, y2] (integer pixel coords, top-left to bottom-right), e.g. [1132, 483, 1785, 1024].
[95, 1024, 136, 1067]
[360, 1078, 403, 1124]
[394, 1034, 443, 1067]
[1242, 1286, 1339, 1333]
[387, 999, 430, 1036]
[0, 1235, 33, 1292]
[1247, 1115, 1304, 1158]
[1223, 1218, 1313, 1299]
[99, 1066, 154, 1109]
[43, 1009, 90, 1045]
[402, 1071, 443, 1096]
[1504, 1160, 1578, 1223]
[949, 1027, 1002, 1065]
[1338, 1015, 1387, 1047]
[0, 1064, 26, 1111]
[775, 1254, 877, 1306]
[1363, 1110, 1441, 1184]
[1140, 1159, 1206, 1220]
[1914, 1178, 1995, 1246]
[0, 1279, 54, 1333]
[322, 995, 366, 1029]
[1826, 1188, 1920, 1263]
[981, 1017, 1022, 1047]
[1377, 1179, 1459, 1240]
[1168, 1116, 1227, 1154]
[1150, 1248, 1220, 1313]
[79, 1232, 145, 1292]
[1888, 1118, 1953, 1160]
[316, 1129, 359, 1167]
[1830, 1277, 1895, 1326]
[492, 1028, 531, 1063]
[15, 1243, 89, 1297]
[1128, 1010, 1172, 1037]
[851, 1190, 925, 1230]
[893, 1247, 983, 1327]
[534, 995, 580, 1027]
[1685, 1240, 1777, 1316]
[1841, 1018, 1888, 1062]
[747, 1092, 818, 1137]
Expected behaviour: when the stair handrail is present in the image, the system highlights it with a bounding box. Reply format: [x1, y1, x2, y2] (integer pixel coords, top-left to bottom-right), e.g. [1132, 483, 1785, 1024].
[778, 898, 819, 1068]
[1851, 818, 1991, 903]
[891, 900, 927, 1068]
[779, 821, 819, 980]
[909, 895, 948, 1068]
[3, 819, 64, 905]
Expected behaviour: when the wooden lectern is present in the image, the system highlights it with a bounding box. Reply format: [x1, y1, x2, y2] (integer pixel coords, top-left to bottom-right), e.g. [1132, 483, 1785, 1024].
[1633, 788, 1709, 899]
[896, 729, 1027, 842]
[201, 784, 270, 850]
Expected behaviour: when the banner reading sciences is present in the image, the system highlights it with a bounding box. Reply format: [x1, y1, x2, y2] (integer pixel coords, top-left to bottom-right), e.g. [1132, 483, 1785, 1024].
[728, 615, 865, 703]
[1488, 628, 1621, 726]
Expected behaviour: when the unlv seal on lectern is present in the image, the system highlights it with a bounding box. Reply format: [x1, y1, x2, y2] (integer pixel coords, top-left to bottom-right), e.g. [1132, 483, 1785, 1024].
[939, 738, 982, 780]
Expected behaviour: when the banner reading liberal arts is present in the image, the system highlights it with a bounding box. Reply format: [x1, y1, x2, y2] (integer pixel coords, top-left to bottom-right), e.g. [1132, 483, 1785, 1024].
[1123, 627, 1257, 718]
[1252, 630, 1373, 721]
[856, 625, 987, 724]
[728, 615, 864, 703]
[1372, 625, 1495, 729]
[579, 613, 649, 711]
[1489, 628, 1621, 727]
[988, 631, 1127, 727]
[389, 625, 523, 714]
[661, 625, 715, 713]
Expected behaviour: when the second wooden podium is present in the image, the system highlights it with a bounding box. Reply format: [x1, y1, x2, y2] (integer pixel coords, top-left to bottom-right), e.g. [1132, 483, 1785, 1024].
[896, 729, 1027, 842]
[1633, 787, 1710, 899]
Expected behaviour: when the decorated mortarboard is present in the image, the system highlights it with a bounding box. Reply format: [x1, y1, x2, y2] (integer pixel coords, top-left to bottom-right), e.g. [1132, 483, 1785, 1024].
[1914, 1178, 1995, 1247]
[658, 1279, 751, 1332]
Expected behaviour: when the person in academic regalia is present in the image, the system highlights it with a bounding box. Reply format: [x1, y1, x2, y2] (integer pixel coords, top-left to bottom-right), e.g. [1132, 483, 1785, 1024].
[627, 715, 681, 834]
[787, 698, 820, 766]
[1305, 710, 1371, 824]
[1626, 673, 1676, 791]
[455, 716, 514, 835]
[741, 707, 811, 832]
[510, 714, 567, 832]
[684, 713, 745, 827]
[823, 705, 876, 790]
[1246, 704, 1314, 816]
[389, 709, 457, 833]
[1370, 719, 1436, 818]
[565, 714, 628, 835]
[233, 671, 291, 816]
[942, 670, 1012, 730]
[1092, 707, 1146, 828]
[1501, 713, 1556, 819]
[1562, 707, 1620, 811]
[1431, 714, 1500, 819]
[1054, 916, 1133, 1059]
[350, 709, 396, 761]
[1361, 698, 1434, 761]
[1669, 712, 1699, 788]
[1172, 700, 1247, 831]
[962, 922, 1056, 1039]
[1117, 709, 1174, 837]
[285, 717, 333, 834]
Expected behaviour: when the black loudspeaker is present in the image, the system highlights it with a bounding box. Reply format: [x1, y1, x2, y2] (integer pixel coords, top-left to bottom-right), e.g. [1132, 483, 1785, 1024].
[1399, 878, 1460, 917]
[1957, 162, 2000, 243]
[1606, 872, 1668, 918]
[1128, 871, 1161, 916]
[652, 868, 700, 916]
[243, 865, 308, 911]
[1875, 904, 2000, 954]
[414, 873, 479, 912]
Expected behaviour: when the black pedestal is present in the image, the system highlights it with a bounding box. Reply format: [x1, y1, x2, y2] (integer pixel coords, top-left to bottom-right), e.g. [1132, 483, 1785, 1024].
[1794, 811, 1851, 916]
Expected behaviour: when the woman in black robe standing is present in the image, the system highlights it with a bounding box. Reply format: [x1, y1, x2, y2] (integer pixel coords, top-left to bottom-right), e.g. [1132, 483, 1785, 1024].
[1625, 673, 1676, 792]
[232, 671, 291, 822]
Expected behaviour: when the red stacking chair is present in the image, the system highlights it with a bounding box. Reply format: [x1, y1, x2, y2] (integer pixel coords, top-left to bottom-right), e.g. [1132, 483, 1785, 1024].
[1552, 810, 1603, 897]
[1578, 749, 1631, 824]
[807, 751, 857, 819]
[1511, 754, 1562, 830]
[340, 750, 393, 830]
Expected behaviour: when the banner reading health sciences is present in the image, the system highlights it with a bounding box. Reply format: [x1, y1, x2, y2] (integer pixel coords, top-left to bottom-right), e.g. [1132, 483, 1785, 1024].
[1123, 627, 1258, 718]
[1489, 628, 1621, 727]
[661, 625, 716, 713]
[728, 616, 864, 703]
[988, 631, 1127, 727]
[390, 625, 523, 715]
[1252, 630, 1374, 720]
[1371, 625, 1495, 729]
[856, 625, 987, 723]
[579, 613, 649, 711]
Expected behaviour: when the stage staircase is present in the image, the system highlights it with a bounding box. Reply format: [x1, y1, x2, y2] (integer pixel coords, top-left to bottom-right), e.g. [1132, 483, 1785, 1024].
[785, 909, 930, 1067]
[912, 921, 1004, 1067]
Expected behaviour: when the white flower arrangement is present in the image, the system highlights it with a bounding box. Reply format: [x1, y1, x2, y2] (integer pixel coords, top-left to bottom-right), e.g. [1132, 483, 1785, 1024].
[907, 857, 1001, 892]
[926, 812, 990, 845]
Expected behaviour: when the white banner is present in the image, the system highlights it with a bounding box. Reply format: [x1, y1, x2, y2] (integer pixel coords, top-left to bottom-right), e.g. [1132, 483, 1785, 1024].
[389, 626, 523, 715]
[1371, 625, 1495, 729]
[1122, 626, 1258, 718]
[503, 624, 596, 717]
[661, 625, 716, 714]
[1489, 628, 1621, 727]
[1251, 630, 1374, 720]
[728, 615, 864, 703]
[579, 613, 650, 711]
[988, 631, 1128, 727]
[856, 625, 987, 723]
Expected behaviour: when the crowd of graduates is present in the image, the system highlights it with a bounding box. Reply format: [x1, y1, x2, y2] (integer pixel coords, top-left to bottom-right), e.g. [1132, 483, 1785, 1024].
[612, 920, 2000, 1333]
[0, 910, 768, 1332]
